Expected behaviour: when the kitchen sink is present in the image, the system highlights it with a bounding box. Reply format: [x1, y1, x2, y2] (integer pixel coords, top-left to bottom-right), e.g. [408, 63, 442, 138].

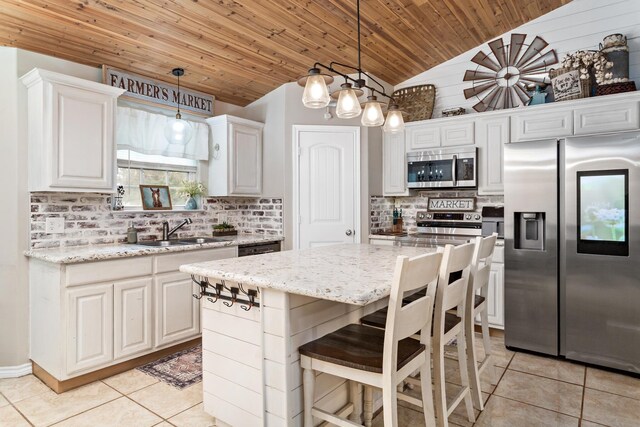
[136, 240, 192, 247]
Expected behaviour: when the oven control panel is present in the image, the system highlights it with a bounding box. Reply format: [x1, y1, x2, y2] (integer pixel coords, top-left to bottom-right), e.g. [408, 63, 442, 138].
[417, 211, 481, 222]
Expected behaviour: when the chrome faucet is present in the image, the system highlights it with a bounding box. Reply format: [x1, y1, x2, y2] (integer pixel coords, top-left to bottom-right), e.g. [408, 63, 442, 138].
[162, 218, 193, 241]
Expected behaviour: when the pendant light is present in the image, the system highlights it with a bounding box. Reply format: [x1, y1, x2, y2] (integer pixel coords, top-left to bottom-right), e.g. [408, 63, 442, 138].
[361, 95, 385, 127]
[383, 103, 405, 133]
[296, 0, 405, 132]
[165, 68, 193, 145]
[299, 68, 333, 108]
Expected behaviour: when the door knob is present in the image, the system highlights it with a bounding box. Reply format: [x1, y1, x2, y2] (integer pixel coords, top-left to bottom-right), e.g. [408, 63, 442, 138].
[345, 229, 353, 236]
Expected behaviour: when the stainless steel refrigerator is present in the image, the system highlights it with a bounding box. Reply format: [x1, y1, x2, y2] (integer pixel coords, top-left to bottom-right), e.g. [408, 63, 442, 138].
[504, 132, 640, 374]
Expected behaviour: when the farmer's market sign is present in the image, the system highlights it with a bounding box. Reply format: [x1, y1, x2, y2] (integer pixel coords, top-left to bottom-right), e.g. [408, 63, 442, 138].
[103, 66, 214, 116]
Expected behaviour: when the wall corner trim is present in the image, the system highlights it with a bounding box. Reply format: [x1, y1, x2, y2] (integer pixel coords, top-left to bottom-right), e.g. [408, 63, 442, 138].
[0, 363, 32, 379]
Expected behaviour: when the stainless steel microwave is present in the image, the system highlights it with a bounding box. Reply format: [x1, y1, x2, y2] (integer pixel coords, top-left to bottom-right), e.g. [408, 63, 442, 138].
[407, 146, 477, 189]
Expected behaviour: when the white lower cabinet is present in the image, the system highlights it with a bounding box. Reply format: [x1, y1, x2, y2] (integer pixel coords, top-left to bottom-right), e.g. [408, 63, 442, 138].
[67, 284, 114, 375]
[154, 272, 200, 348]
[114, 278, 153, 360]
[486, 262, 505, 329]
[30, 246, 239, 381]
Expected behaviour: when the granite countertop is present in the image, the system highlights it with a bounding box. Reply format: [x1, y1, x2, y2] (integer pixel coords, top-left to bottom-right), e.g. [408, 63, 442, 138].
[179, 243, 434, 305]
[369, 233, 505, 246]
[24, 235, 284, 264]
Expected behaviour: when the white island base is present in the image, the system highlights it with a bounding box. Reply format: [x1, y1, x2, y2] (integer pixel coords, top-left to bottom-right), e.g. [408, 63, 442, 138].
[182, 244, 431, 426]
[201, 287, 390, 426]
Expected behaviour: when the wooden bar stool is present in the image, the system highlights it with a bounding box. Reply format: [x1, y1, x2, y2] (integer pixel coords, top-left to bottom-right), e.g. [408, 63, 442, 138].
[465, 233, 499, 410]
[299, 251, 442, 427]
[360, 243, 477, 427]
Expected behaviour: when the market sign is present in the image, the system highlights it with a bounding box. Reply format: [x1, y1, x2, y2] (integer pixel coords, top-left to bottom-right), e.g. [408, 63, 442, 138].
[103, 66, 214, 116]
[428, 197, 475, 212]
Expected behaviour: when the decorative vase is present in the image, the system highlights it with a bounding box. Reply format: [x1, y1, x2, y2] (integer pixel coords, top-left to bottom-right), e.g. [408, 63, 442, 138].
[600, 34, 629, 83]
[185, 196, 198, 210]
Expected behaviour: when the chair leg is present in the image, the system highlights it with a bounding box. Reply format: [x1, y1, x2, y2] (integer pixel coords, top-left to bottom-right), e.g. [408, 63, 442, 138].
[364, 385, 374, 427]
[420, 351, 437, 427]
[382, 379, 398, 427]
[467, 310, 484, 410]
[481, 309, 497, 385]
[433, 343, 448, 427]
[456, 331, 476, 423]
[303, 367, 315, 427]
[349, 381, 362, 423]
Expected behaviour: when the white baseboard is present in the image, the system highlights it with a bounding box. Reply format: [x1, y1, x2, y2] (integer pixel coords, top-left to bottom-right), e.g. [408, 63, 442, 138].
[0, 363, 32, 378]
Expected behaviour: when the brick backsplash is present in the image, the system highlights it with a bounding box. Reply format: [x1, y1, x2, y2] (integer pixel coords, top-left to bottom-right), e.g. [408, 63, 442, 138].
[30, 193, 283, 249]
[370, 191, 504, 234]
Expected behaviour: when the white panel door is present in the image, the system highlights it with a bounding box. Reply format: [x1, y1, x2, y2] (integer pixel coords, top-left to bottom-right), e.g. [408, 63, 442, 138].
[154, 272, 200, 348]
[66, 284, 113, 374]
[295, 126, 359, 249]
[229, 122, 262, 195]
[114, 277, 153, 360]
[52, 83, 114, 190]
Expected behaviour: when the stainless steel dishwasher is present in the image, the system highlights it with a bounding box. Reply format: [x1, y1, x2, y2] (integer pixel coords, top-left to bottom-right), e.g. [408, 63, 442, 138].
[238, 241, 281, 257]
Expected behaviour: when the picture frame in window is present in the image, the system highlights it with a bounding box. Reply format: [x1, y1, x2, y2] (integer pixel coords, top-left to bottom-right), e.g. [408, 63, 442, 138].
[139, 185, 173, 210]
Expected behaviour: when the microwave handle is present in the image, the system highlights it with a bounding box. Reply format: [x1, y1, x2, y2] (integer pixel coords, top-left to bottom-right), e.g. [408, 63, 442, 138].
[452, 155, 457, 186]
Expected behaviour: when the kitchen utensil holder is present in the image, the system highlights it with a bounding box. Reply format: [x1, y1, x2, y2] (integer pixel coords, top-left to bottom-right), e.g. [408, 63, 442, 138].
[191, 275, 260, 311]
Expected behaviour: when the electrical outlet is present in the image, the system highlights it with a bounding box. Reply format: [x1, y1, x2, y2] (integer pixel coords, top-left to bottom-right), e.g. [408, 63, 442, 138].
[45, 217, 65, 234]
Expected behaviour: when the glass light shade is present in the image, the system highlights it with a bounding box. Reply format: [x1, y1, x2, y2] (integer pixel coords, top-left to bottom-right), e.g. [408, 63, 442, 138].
[165, 115, 193, 145]
[302, 74, 331, 108]
[361, 98, 385, 127]
[383, 108, 405, 133]
[336, 85, 362, 119]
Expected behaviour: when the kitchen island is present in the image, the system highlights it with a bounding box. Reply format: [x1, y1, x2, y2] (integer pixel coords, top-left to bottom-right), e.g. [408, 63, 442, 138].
[180, 243, 433, 427]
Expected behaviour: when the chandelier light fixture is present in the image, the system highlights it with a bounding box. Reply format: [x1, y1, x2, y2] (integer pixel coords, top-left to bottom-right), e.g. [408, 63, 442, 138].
[165, 67, 193, 145]
[296, 0, 405, 133]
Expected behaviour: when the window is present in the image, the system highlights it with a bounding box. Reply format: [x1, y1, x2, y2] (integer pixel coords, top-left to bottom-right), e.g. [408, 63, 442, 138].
[117, 150, 198, 208]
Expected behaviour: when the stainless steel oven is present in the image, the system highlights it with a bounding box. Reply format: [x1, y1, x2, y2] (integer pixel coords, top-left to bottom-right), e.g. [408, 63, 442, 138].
[407, 146, 477, 189]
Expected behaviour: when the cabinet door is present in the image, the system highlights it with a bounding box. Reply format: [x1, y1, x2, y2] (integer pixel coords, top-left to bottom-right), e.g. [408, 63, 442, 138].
[574, 101, 640, 135]
[154, 272, 200, 348]
[407, 124, 440, 150]
[229, 122, 262, 195]
[511, 109, 572, 142]
[67, 284, 113, 374]
[441, 121, 475, 146]
[51, 83, 115, 190]
[476, 116, 508, 195]
[114, 278, 153, 360]
[487, 263, 504, 329]
[382, 131, 409, 196]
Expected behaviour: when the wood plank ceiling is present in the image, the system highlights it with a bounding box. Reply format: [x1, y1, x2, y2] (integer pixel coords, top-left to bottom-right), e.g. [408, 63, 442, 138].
[0, 0, 571, 106]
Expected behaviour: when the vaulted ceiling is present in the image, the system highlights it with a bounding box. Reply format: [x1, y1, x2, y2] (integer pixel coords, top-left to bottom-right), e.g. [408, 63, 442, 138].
[0, 0, 570, 106]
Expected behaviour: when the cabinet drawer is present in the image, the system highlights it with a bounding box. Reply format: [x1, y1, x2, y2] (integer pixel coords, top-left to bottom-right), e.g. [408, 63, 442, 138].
[65, 257, 153, 287]
[407, 125, 440, 150]
[511, 110, 572, 142]
[154, 247, 237, 273]
[574, 101, 640, 135]
[441, 121, 474, 146]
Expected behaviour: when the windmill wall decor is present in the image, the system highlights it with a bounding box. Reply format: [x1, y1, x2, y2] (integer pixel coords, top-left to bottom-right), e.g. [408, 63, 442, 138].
[463, 33, 558, 112]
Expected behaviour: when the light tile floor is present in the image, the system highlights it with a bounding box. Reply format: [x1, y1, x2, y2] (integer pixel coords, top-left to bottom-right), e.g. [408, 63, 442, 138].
[1, 334, 638, 426]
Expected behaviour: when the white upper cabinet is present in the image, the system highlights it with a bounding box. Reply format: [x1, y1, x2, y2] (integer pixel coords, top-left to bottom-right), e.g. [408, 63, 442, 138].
[207, 115, 264, 196]
[574, 101, 640, 135]
[382, 131, 409, 196]
[510, 109, 573, 142]
[21, 68, 125, 192]
[476, 116, 508, 195]
[406, 117, 475, 151]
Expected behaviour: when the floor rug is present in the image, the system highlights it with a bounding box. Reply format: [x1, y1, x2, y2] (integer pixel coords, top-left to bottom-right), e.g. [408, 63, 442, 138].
[137, 344, 202, 389]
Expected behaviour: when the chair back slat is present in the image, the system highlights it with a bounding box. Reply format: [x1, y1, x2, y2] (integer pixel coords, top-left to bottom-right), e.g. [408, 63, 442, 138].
[469, 234, 498, 297]
[383, 251, 442, 366]
[432, 243, 475, 336]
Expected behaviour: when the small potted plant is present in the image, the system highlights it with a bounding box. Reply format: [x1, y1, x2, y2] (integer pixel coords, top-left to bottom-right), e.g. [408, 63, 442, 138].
[178, 180, 206, 210]
[213, 221, 237, 237]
